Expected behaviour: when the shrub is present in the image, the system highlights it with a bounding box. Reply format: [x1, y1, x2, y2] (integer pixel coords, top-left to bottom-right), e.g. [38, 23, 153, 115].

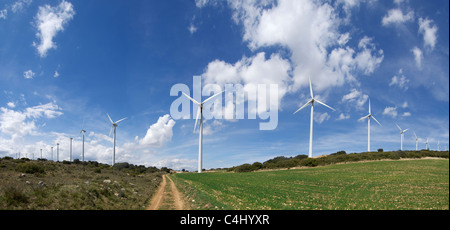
[300, 158, 318, 167]
[251, 162, 263, 170]
[2, 186, 29, 206]
[378, 149, 383, 152]
[235, 164, 254, 173]
[16, 162, 45, 174]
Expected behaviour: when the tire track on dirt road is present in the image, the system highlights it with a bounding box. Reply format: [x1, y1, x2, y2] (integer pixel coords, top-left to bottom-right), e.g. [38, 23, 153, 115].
[147, 174, 185, 210]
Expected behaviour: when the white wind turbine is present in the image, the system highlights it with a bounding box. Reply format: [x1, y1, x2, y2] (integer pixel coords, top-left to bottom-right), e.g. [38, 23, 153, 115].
[425, 137, 429, 150]
[413, 131, 419, 151]
[107, 114, 127, 166]
[80, 119, 86, 162]
[395, 123, 408, 151]
[182, 91, 223, 173]
[358, 99, 382, 152]
[294, 76, 335, 158]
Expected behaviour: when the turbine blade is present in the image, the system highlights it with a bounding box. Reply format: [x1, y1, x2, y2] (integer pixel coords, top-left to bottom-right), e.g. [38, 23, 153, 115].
[371, 115, 382, 127]
[182, 92, 200, 105]
[115, 117, 127, 124]
[315, 99, 336, 111]
[107, 114, 114, 124]
[368, 99, 371, 114]
[413, 131, 417, 139]
[403, 129, 408, 133]
[309, 76, 314, 99]
[358, 114, 369, 121]
[395, 123, 402, 132]
[293, 99, 313, 114]
[194, 106, 200, 132]
[109, 126, 113, 137]
[202, 90, 224, 104]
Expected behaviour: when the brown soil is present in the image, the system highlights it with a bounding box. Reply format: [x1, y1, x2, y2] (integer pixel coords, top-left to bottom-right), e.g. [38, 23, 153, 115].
[146, 174, 185, 210]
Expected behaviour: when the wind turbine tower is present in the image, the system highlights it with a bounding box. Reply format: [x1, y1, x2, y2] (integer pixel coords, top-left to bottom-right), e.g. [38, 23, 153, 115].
[80, 120, 86, 162]
[182, 90, 223, 173]
[294, 77, 335, 158]
[395, 123, 408, 151]
[107, 114, 127, 166]
[69, 137, 73, 161]
[413, 132, 419, 151]
[358, 99, 382, 152]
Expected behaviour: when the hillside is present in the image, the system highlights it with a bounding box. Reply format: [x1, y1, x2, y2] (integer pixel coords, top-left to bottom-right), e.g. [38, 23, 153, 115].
[0, 157, 164, 210]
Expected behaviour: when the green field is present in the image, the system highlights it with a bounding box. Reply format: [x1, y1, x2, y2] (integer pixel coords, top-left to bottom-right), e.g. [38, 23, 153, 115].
[172, 159, 449, 210]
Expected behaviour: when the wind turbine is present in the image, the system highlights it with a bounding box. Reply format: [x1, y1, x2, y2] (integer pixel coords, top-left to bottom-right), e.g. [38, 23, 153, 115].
[182, 90, 223, 173]
[395, 123, 408, 151]
[413, 131, 419, 151]
[425, 137, 429, 150]
[293, 76, 335, 158]
[358, 99, 382, 152]
[107, 114, 127, 166]
[80, 120, 86, 162]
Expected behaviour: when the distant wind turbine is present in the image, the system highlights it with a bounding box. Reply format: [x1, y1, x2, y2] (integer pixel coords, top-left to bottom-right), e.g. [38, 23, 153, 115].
[425, 137, 429, 150]
[395, 123, 408, 151]
[413, 131, 419, 151]
[107, 114, 127, 166]
[294, 76, 335, 158]
[358, 99, 382, 152]
[80, 120, 86, 162]
[183, 90, 223, 173]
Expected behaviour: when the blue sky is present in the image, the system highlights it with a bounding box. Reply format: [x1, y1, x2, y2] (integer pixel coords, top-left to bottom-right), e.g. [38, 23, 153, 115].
[0, 0, 448, 171]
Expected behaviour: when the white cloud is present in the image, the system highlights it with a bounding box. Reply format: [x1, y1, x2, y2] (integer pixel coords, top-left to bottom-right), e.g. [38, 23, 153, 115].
[23, 70, 35, 79]
[188, 24, 197, 35]
[53, 71, 59, 78]
[341, 88, 368, 107]
[402, 112, 411, 117]
[382, 106, 398, 118]
[418, 17, 438, 51]
[337, 113, 350, 120]
[11, 0, 32, 13]
[138, 114, 176, 147]
[0, 102, 62, 139]
[389, 69, 409, 91]
[226, 0, 383, 92]
[314, 112, 331, 124]
[7, 102, 15, 108]
[411, 46, 423, 69]
[0, 9, 7, 19]
[33, 0, 75, 57]
[381, 8, 414, 26]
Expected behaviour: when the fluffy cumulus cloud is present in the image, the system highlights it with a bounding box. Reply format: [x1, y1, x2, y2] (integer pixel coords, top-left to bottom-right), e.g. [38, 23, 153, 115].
[389, 69, 409, 91]
[138, 114, 176, 147]
[341, 88, 368, 108]
[33, 0, 75, 57]
[382, 106, 398, 118]
[199, 0, 384, 98]
[411, 46, 423, 69]
[381, 8, 414, 26]
[0, 102, 63, 139]
[23, 70, 35, 79]
[418, 17, 438, 51]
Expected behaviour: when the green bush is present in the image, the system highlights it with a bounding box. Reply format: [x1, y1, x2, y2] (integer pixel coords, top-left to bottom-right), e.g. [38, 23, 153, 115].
[300, 158, 318, 167]
[2, 186, 29, 206]
[235, 164, 254, 173]
[16, 162, 45, 174]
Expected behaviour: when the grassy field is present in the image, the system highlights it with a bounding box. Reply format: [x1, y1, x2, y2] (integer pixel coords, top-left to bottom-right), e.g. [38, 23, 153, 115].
[0, 158, 163, 210]
[172, 159, 449, 210]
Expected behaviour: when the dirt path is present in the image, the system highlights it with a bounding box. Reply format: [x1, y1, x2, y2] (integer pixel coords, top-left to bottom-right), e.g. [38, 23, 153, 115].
[147, 174, 185, 210]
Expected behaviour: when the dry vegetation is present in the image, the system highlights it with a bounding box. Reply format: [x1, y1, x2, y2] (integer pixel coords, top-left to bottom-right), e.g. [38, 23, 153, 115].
[0, 157, 164, 210]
